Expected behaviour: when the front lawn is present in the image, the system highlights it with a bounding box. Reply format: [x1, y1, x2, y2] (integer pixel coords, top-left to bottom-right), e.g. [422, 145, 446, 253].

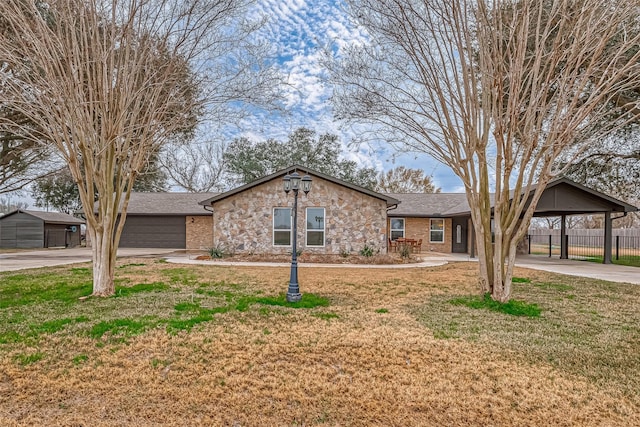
[0, 260, 638, 425]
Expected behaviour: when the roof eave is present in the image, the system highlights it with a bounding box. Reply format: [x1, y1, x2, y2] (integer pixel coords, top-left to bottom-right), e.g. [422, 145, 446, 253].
[199, 165, 400, 207]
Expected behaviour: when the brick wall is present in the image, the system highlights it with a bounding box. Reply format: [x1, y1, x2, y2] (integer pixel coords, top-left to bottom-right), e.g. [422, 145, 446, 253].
[211, 176, 388, 254]
[388, 217, 453, 253]
[185, 215, 213, 250]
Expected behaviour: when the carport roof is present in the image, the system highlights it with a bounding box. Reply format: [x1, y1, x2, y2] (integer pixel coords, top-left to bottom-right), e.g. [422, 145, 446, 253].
[1, 209, 84, 225]
[386, 177, 637, 217]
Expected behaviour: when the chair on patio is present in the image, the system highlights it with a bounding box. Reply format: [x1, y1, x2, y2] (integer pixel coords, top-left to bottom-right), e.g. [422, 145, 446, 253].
[388, 237, 398, 252]
[412, 239, 422, 253]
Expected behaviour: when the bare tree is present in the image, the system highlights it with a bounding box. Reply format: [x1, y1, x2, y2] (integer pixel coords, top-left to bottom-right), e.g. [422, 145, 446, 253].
[0, 0, 275, 296]
[0, 108, 57, 194]
[161, 138, 229, 192]
[0, 196, 28, 214]
[330, 0, 640, 301]
[376, 166, 440, 193]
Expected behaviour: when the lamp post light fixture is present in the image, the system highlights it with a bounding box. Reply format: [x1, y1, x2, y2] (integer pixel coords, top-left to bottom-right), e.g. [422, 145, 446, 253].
[282, 171, 312, 302]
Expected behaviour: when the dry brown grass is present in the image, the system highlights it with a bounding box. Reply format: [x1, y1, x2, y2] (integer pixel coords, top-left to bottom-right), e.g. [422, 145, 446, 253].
[0, 260, 638, 426]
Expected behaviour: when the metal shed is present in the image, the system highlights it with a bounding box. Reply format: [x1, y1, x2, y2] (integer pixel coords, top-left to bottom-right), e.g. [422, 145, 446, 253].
[0, 210, 84, 249]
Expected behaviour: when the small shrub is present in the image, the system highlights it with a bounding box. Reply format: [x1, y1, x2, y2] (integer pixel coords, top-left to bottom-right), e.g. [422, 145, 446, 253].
[207, 244, 231, 259]
[359, 243, 377, 257]
[399, 244, 411, 259]
[339, 247, 351, 258]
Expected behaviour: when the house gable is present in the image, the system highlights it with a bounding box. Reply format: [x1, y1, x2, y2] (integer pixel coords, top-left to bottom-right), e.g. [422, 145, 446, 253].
[209, 171, 389, 254]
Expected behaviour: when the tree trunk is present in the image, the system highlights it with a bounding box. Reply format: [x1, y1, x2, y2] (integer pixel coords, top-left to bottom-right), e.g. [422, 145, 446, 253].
[89, 218, 117, 297]
[471, 212, 519, 303]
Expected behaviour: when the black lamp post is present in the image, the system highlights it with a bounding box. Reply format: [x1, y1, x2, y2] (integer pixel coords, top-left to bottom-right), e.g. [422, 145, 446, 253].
[283, 171, 312, 302]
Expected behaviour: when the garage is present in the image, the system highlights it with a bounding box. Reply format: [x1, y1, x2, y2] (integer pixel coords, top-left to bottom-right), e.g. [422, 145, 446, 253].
[112, 192, 217, 249]
[118, 215, 186, 248]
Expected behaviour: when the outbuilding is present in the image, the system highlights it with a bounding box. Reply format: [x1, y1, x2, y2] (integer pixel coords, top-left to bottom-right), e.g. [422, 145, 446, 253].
[0, 210, 84, 249]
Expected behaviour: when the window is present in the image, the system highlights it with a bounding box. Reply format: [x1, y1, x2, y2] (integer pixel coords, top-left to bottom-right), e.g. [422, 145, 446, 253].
[456, 225, 462, 244]
[430, 219, 445, 243]
[273, 208, 291, 246]
[390, 218, 405, 240]
[306, 207, 325, 247]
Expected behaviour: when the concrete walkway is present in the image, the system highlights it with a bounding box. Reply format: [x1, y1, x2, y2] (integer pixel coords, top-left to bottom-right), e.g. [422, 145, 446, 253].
[1, 249, 637, 285]
[162, 254, 448, 269]
[163, 252, 639, 285]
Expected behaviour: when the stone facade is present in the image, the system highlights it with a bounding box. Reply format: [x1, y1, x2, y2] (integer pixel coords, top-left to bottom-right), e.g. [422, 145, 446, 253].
[388, 217, 453, 253]
[211, 175, 388, 255]
[186, 215, 213, 250]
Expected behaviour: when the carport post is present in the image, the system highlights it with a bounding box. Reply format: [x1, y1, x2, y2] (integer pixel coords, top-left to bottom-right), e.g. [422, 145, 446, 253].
[560, 215, 568, 259]
[603, 212, 612, 264]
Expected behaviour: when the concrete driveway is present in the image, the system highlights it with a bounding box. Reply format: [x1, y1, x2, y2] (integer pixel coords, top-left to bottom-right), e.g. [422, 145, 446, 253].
[514, 255, 640, 285]
[0, 247, 180, 272]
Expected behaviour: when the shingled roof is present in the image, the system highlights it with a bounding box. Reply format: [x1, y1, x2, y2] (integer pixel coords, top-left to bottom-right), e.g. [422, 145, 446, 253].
[384, 193, 470, 217]
[122, 192, 218, 215]
[199, 165, 400, 207]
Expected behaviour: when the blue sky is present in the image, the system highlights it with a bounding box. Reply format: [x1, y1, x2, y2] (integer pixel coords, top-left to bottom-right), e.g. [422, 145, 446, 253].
[239, 0, 464, 192]
[7, 0, 463, 211]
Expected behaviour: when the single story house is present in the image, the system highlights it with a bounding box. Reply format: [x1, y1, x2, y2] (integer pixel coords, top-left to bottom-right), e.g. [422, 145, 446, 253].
[114, 166, 637, 260]
[0, 209, 84, 249]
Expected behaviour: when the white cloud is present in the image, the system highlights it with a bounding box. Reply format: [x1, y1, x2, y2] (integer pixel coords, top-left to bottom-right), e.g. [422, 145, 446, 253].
[224, 0, 463, 191]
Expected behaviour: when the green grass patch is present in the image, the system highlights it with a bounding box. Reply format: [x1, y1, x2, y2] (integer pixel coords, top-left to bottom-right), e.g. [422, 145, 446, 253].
[166, 307, 229, 332]
[118, 263, 146, 269]
[512, 277, 530, 283]
[252, 293, 330, 309]
[114, 282, 169, 297]
[168, 300, 231, 332]
[174, 301, 202, 312]
[235, 293, 329, 312]
[375, 308, 389, 313]
[30, 318, 76, 334]
[89, 317, 158, 340]
[15, 352, 44, 365]
[450, 293, 541, 317]
[0, 272, 92, 308]
[163, 268, 198, 285]
[313, 312, 340, 320]
[533, 282, 574, 292]
[0, 331, 22, 344]
[579, 255, 640, 268]
[72, 354, 89, 365]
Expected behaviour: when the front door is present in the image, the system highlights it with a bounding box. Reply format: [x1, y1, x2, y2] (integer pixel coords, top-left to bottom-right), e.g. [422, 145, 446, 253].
[451, 217, 468, 253]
